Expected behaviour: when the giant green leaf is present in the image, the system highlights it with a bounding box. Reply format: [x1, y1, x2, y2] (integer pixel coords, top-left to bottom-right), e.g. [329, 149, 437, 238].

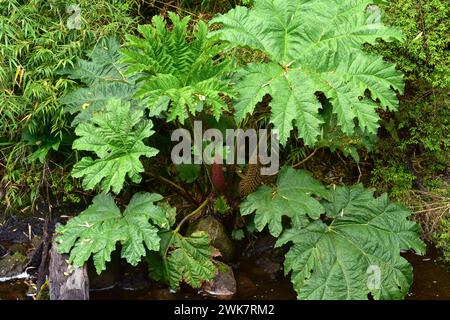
[275, 185, 426, 300]
[62, 37, 126, 86]
[147, 231, 218, 291]
[62, 82, 136, 126]
[210, 0, 404, 145]
[56, 192, 170, 273]
[240, 166, 330, 236]
[118, 193, 169, 266]
[71, 99, 158, 194]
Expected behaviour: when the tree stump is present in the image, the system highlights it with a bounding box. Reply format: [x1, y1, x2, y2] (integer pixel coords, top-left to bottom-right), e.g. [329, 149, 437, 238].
[49, 230, 89, 300]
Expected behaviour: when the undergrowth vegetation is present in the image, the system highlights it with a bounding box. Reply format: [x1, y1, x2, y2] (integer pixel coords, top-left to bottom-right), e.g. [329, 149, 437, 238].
[368, 0, 449, 262]
[0, 0, 448, 299]
[0, 0, 137, 211]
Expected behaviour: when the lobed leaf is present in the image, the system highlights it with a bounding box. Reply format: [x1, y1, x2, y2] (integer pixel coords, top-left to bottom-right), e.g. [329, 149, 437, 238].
[275, 184, 425, 300]
[56, 193, 171, 273]
[240, 166, 329, 236]
[71, 99, 158, 194]
[210, 0, 404, 146]
[152, 231, 218, 291]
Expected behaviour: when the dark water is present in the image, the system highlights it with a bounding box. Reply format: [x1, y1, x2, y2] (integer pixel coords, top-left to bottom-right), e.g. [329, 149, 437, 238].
[403, 246, 450, 300]
[89, 246, 450, 300]
[0, 281, 29, 300]
[1, 245, 449, 300]
[90, 260, 297, 300]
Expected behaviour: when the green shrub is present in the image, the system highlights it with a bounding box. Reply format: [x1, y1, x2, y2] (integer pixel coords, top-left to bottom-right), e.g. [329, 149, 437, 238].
[0, 0, 437, 299]
[0, 0, 137, 210]
[369, 1, 449, 252]
[369, 0, 449, 169]
[371, 0, 449, 88]
[56, 2, 425, 300]
[371, 160, 415, 199]
[395, 87, 449, 170]
[434, 212, 450, 264]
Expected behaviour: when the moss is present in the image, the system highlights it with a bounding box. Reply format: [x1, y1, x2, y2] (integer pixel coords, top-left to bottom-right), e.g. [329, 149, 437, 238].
[370, 160, 415, 199]
[0, 252, 27, 278]
[370, 0, 450, 88]
[36, 280, 50, 300]
[11, 252, 27, 263]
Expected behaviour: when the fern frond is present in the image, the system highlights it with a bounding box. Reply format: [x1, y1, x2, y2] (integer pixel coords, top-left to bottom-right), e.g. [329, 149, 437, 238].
[121, 12, 235, 123]
[60, 37, 140, 125]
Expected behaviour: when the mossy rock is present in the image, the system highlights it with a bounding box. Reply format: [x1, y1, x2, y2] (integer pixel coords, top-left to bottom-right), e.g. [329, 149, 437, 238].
[36, 280, 50, 300]
[7, 243, 28, 255]
[201, 262, 236, 300]
[0, 252, 27, 278]
[187, 216, 235, 262]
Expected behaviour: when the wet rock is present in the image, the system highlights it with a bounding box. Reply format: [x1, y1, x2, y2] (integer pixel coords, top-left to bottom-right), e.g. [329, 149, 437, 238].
[31, 236, 43, 249]
[201, 262, 236, 300]
[7, 243, 27, 255]
[0, 252, 27, 278]
[151, 288, 176, 300]
[0, 216, 45, 244]
[26, 236, 44, 269]
[236, 273, 257, 298]
[187, 216, 235, 262]
[244, 234, 276, 258]
[244, 234, 284, 280]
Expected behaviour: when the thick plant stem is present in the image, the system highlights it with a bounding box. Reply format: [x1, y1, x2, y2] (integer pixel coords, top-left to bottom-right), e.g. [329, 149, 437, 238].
[212, 154, 225, 193]
[143, 171, 199, 205]
[175, 197, 210, 233]
[292, 148, 318, 168]
[163, 197, 210, 261]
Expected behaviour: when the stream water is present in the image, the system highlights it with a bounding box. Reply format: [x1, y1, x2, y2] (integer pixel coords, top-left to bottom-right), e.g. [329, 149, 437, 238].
[0, 244, 449, 300]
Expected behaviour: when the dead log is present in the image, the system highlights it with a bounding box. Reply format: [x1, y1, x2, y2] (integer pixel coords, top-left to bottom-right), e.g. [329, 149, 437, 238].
[49, 227, 89, 300]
